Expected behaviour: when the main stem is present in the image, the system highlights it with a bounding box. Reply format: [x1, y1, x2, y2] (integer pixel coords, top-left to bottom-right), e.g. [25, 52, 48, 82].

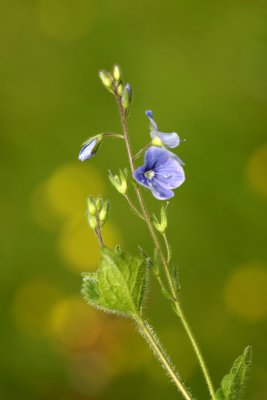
[137, 318, 192, 400]
[116, 96, 216, 400]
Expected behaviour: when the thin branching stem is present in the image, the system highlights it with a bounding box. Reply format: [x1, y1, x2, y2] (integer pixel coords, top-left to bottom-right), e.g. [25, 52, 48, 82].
[115, 93, 217, 400]
[102, 132, 125, 139]
[133, 143, 151, 160]
[124, 194, 145, 220]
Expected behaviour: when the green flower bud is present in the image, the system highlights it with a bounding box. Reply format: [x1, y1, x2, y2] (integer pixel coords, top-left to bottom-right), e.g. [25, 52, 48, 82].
[109, 169, 128, 195]
[99, 200, 110, 226]
[152, 214, 162, 233]
[160, 204, 168, 231]
[95, 197, 103, 212]
[88, 215, 98, 230]
[117, 83, 123, 96]
[87, 196, 96, 216]
[152, 205, 168, 233]
[99, 70, 114, 94]
[122, 83, 132, 110]
[113, 64, 121, 82]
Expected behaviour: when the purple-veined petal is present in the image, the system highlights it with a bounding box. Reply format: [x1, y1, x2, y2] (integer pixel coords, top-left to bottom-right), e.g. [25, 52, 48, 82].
[144, 146, 171, 170]
[133, 146, 185, 200]
[154, 158, 185, 189]
[133, 166, 151, 189]
[151, 181, 174, 200]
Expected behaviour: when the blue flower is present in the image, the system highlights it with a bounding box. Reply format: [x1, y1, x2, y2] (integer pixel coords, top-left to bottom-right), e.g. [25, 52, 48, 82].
[146, 110, 180, 149]
[78, 134, 103, 161]
[133, 146, 185, 200]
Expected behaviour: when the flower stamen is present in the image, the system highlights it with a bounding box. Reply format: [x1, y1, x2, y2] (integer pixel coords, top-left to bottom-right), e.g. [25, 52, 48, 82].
[145, 170, 155, 180]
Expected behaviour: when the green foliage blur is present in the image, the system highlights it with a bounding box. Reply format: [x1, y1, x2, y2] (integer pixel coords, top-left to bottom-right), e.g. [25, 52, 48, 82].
[1, 0, 267, 399]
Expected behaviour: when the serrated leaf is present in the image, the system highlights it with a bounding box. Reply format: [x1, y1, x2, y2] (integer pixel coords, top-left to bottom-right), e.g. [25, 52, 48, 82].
[216, 346, 252, 400]
[82, 246, 148, 318]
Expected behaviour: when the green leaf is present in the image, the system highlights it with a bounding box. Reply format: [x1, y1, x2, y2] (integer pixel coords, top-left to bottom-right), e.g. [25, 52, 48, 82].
[82, 246, 148, 319]
[216, 346, 252, 400]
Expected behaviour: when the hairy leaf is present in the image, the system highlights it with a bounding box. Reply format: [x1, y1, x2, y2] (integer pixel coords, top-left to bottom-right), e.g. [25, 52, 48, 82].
[216, 346, 252, 400]
[82, 246, 148, 318]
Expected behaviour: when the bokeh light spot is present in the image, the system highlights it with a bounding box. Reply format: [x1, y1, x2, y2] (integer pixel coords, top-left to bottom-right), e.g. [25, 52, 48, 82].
[66, 351, 113, 395]
[224, 262, 267, 322]
[47, 296, 101, 352]
[13, 280, 61, 335]
[45, 163, 105, 221]
[58, 217, 120, 272]
[246, 144, 267, 198]
[30, 182, 61, 231]
[37, 0, 94, 41]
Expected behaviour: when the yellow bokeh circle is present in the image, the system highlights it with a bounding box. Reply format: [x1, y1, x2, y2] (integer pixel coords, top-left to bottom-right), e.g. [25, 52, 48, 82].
[246, 144, 267, 198]
[45, 162, 105, 221]
[58, 216, 120, 272]
[224, 262, 267, 322]
[47, 296, 101, 352]
[37, 0, 94, 41]
[13, 280, 61, 335]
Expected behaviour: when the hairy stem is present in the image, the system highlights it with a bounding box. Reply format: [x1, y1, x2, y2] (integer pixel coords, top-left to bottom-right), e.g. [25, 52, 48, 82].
[137, 318, 192, 400]
[115, 94, 217, 400]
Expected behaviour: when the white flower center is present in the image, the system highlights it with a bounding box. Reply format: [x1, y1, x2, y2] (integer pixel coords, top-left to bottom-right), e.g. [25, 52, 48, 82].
[145, 170, 155, 180]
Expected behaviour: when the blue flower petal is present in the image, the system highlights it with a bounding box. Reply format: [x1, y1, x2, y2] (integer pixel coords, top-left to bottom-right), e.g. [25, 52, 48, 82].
[157, 131, 180, 148]
[151, 181, 174, 200]
[133, 166, 151, 189]
[145, 110, 158, 131]
[170, 152, 185, 166]
[154, 158, 185, 189]
[146, 110, 180, 149]
[144, 146, 170, 170]
[133, 146, 185, 200]
[78, 139, 97, 161]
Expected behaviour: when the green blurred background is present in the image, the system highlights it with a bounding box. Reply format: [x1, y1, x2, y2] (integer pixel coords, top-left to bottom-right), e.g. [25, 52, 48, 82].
[1, 0, 267, 399]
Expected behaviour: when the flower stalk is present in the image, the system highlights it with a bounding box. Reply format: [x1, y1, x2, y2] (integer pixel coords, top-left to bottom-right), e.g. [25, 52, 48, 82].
[115, 92, 217, 400]
[79, 65, 250, 400]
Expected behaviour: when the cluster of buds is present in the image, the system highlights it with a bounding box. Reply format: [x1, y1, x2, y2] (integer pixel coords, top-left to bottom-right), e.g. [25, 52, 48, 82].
[152, 204, 168, 233]
[87, 196, 110, 235]
[99, 65, 132, 111]
[108, 169, 128, 196]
